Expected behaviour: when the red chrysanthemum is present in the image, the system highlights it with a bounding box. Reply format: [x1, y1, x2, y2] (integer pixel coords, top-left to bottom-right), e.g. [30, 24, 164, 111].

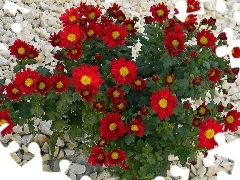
[97, 138, 108, 147]
[192, 76, 203, 85]
[107, 149, 127, 166]
[224, 110, 240, 132]
[232, 47, 240, 58]
[107, 87, 125, 102]
[187, 0, 201, 13]
[92, 101, 105, 112]
[126, 118, 146, 137]
[198, 117, 223, 149]
[164, 31, 186, 56]
[208, 67, 221, 83]
[72, 63, 104, 92]
[110, 57, 138, 85]
[52, 74, 70, 93]
[4, 82, 23, 101]
[84, 22, 102, 40]
[131, 77, 146, 91]
[49, 32, 62, 47]
[182, 14, 198, 32]
[27, 45, 39, 59]
[192, 117, 201, 127]
[79, 89, 96, 102]
[59, 25, 84, 48]
[123, 19, 137, 36]
[14, 68, 39, 95]
[150, 2, 170, 23]
[102, 23, 127, 48]
[84, 5, 101, 22]
[113, 99, 127, 112]
[99, 112, 125, 141]
[88, 146, 108, 166]
[36, 75, 52, 97]
[150, 88, 178, 120]
[115, 10, 126, 23]
[65, 47, 83, 60]
[9, 39, 31, 60]
[196, 103, 209, 116]
[107, 3, 120, 18]
[164, 74, 175, 86]
[0, 109, 15, 137]
[59, 7, 81, 26]
[196, 30, 216, 47]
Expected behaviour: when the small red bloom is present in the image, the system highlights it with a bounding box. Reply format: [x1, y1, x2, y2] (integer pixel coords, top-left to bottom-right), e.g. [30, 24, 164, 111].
[150, 2, 170, 23]
[84, 22, 102, 40]
[110, 57, 138, 85]
[53, 53, 61, 60]
[9, 39, 31, 60]
[107, 3, 120, 18]
[0, 109, 15, 137]
[4, 82, 23, 101]
[116, 10, 126, 23]
[126, 118, 146, 137]
[217, 105, 224, 112]
[186, 0, 201, 13]
[55, 62, 65, 72]
[107, 149, 127, 166]
[192, 117, 201, 127]
[95, 53, 102, 60]
[196, 103, 209, 116]
[131, 77, 146, 90]
[88, 146, 107, 166]
[59, 7, 81, 26]
[113, 99, 127, 112]
[99, 112, 125, 141]
[140, 106, 148, 116]
[36, 75, 52, 96]
[218, 32, 227, 40]
[198, 117, 223, 149]
[224, 110, 240, 132]
[189, 50, 197, 58]
[144, 16, 154, 24]
[97, 138, 107, 147]
[65, 47, 83, 60]
[232, 67, 239, 76]
[52, 74, 70, 93]
[107, 87, 125, 102]
[84, 5, 101, 22]
[164, 31, 185, 56]
[123, 19, 137, 36]
[92, 101, 105, 112]
[79, 89, 95, 102]
[28, 45, 39, 59]
[183, 101, 191, 109]
[207, 17, 216, 26]
[196, 30, 216, 47]
[208, 67, 221, 83]
[49, 32, 61, 47]
[232, 47, 240, 58]
[152, 75, 159, 82]
[164, 74, 175, 86]
[192, 76, 203, 85]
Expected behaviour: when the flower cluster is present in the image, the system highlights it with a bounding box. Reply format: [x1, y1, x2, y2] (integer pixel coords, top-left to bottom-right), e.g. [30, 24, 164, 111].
[1, 1, 240, 179]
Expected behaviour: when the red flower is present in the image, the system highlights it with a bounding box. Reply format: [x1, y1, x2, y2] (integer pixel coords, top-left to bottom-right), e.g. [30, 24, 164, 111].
[88, 146, 107, 166]
[92, 101, 105, 112]
[4, 82, 23, 101]
[198, 117, 223, 149]
[9, 39, 30, 60]
[208, 67, 221, 83]
[150, 88, 178, 120]
[55, 62, 65, 72]
[189, 50, 197, 58]
[131, 77, 146, 90]
[192, 76, 203, 85]
[144, 16, 154, 24]
[196, 30, 216, 47]
[107, 87, 125, 102]
[36, 75, 52, 96]
[164, 74, 175, 86]
[116, 10, 126, 23]
[150, 2, 170, 23]
[107, 3, 120, 18]
[164, 31, 185, 56]
[107, 149, 127, 166]
[126, 118, 146, 137]
[97, 138, 107, 147]
[0, 109, 14, 137]
[232, 47, 240, 58]
[196, 103, 209, 116]
[152, 75, 159, 82]
[52, 74, 70, 93]
[110, 57, 138, 85]
[231, 67, 239, 76]
[186, 0, 201, 13]
[102, 23, 127, 48]
[84, 22, 102, 40]
[48, 32, 61, 47]
[79, 89, 95, 102]
[182, 14, 198, 31]
[65, 47, 83, 60]
[218, 32, 227, 40]
[84, 5, 101, 22]
[59, 7, 81, 26]
[99, 112, 125, 141]
[113, 99, 127, 112]
[123, 19, 137, 36]
[28, 45, 39, 59]
[192, 117, 201, 127]
[224, 110, 240, 132]
[95, 53, 102, 60]
[140, 106, 148, 116]
[14, 68, 39, 95]
[72, 63, 104, 92]
[183, 101, 191, 109]
[59, 25, 84, 48]
[217, 104, 224, 112]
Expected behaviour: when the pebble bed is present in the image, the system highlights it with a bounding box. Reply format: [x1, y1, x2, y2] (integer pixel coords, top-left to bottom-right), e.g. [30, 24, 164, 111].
[1, 0, 240, 179]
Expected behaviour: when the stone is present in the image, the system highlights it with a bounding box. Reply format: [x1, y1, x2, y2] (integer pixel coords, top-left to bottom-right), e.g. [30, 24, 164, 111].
[69, 163, 86, 175]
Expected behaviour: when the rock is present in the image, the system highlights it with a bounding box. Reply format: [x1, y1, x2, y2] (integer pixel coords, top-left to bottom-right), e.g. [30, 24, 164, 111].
[22, 134, 33, 145]
[69, 163, 86, 175]
[39, 120, 53, 136]
[43, 154, 51, 162]
[56, 137, 65, 147]
[42, 142, 50, 153]
[64, 149, 75, 156]
[57, 149, 65, 159]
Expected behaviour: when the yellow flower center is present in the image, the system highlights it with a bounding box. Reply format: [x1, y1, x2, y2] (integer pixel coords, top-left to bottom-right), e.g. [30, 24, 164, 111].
[0, 119, 7, 126]
[157, 9, 164, 16]
[56, 81, 63, 89]
[118, 16, 124, 21]
[99, 139, 105, 146]
[83, 90, 89, 96]
[135, 80, 141, 86]
[67, 33, 76, 42]
[111, 152, 119, 160]
[131, 125, 139, 132]
[97, 154, 103, 160]
[185, 16, 189, 22]
[109, 123, 117, 131]
[166, 75, 173, 83]
[172, 40, 179, 47]
[71, 49, 77, 55]
[190, 5, 194, 10]
[29, 53, 34, 58]
[88, 12, 95, 19]
[18, 47, 25, 55]
[117, 103, 124, 110]
[159, 98, 168, 108]
[113, 90, 120, 98]
[25, 78, 33, 87]
[226, 115, 234, 124]
[112, 31, 120, 39]
[200, 36, 208, 45]
[69, 15, 76, 22]
[96, 103, 102, 109]
[87, 30, 94, 37]
[81, 75, 92, 85]
[232, 48, 235, 55]
[198, 107, 206, 115]
[38, 82, 46, 90]
[119, 67, 129, 77]
[12, 88, 19, 94]
[210, 71, 215, 77]
[127, 24, 133, 31]
[205, 129, 215, 139]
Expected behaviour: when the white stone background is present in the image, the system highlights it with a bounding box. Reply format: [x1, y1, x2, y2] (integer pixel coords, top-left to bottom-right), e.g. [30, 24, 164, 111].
[1, 0, 240, 179]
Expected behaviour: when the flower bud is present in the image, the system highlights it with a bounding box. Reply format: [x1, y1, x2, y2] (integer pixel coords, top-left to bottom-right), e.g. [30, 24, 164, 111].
[95, 53, 102, 60]
[192, 76, 203, 85]
[218, 32, 227, 40]
[152, 75, 159, 82]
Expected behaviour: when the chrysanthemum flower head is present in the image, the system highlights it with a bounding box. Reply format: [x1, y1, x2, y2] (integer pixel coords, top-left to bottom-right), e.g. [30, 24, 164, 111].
[52, 74, 70, 93]
[107, 149, 127, 166]
[88, 146, 108, 166]
[4, 82, 23, 101]
[0, 109, 15, 137]
[126, 118, 146, 137]
[164, 74, 175, 86]
[232, 47, 240, 58]
[9, 39, 31, 60]
[186, 0, 201, 13]
[224, 110, 240, 132]
[196, 30, 216, 47]
[208, 67, 221, 84]
[196, 103, 209, 116]
[150, 2, 170, 23]
[59, 7, 81, 26]
[131, 77, 146, 90]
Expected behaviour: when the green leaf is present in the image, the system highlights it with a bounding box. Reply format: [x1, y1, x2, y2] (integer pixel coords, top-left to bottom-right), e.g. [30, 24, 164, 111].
[125, 135, 135, 145]
[51, 119, 70, 132]
[37, 66, 50, 75]
[49, 131, 58, 155]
